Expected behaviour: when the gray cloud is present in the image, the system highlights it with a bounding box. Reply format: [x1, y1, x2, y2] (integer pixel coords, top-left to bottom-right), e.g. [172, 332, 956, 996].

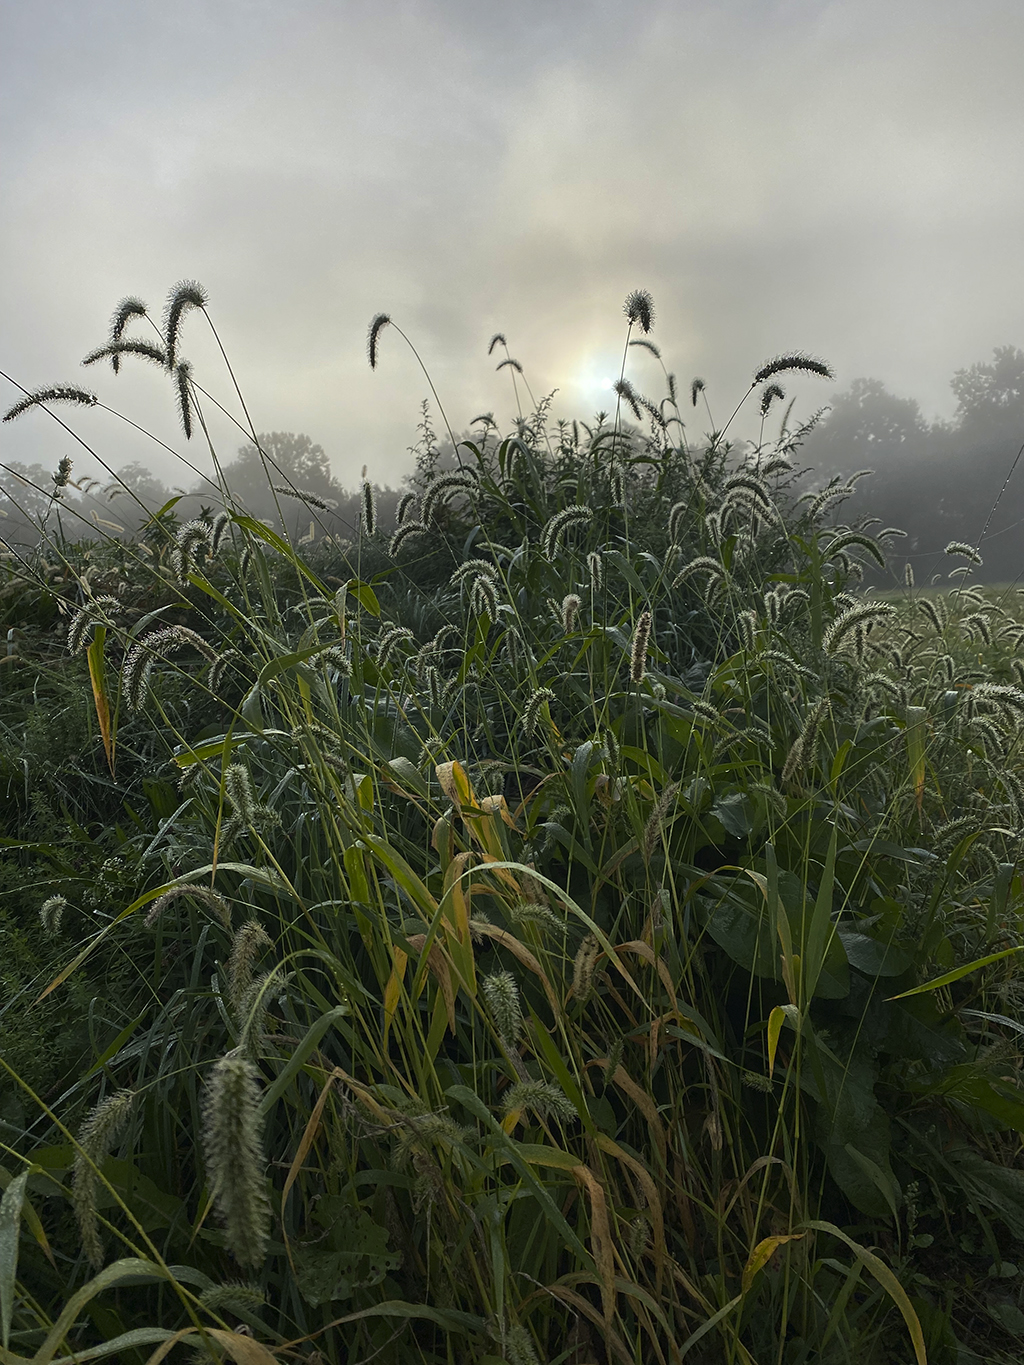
[3, 0, 1024, 489]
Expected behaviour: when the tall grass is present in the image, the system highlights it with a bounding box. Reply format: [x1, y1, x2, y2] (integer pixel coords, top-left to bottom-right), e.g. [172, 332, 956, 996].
[2, 285, 1024, 1363]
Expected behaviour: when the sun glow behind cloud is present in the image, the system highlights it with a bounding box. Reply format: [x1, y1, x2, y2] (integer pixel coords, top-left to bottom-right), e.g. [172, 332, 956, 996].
[3, 0, 1024, 488]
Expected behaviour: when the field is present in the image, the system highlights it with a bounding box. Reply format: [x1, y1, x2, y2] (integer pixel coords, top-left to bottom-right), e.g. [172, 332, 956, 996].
[3, 287, 1024, 1363]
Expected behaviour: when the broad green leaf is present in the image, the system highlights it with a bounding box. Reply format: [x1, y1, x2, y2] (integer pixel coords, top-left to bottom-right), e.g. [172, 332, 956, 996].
[346, 580, 381, 616]
[843, 1143, 900, 1221]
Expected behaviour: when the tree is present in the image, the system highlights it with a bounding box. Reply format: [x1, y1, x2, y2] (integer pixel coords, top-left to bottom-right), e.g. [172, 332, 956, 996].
[801, 378, 928, 476]
[951, 346, 1024, 431]
[222, 432, 338, 501]
[114, 462, 170, 507]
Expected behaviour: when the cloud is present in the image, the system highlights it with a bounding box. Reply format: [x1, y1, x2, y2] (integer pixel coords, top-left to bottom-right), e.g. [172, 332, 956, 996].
[3, 0, 1024, 490]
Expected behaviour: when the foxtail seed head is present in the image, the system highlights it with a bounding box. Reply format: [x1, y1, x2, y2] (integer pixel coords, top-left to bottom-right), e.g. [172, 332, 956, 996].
[225, 763, 258, 823]
[760, 383, 786, 417]
[482, 970, 523, 1045]
[361, 479, 377, 536]
[145, 884, 232, 930]
[73, 1090, 135, 1269]
[613, 378, 644, 422]
[502, 1324, 541, 1365]
[521, 686, 555, 739]
[623, 288, 655, 334]
[40, 895, 67, 934]
[83, 338, 166, 370]
[389, 520, 428, 556]
[109, 297, 149, 372]
[3, 385, 98, 423]
[163, 280, 208, 370]
[561, 593, 582, 634]
[945, 540, 983, 565]
[540, 505, 592, 559]
[630, 609, 652, 684]
[643, 781, 680, 862]
[822, 603, 895, 657]
[210, 511, 231, 555]
[67, 595, 121, 654]
[367, 313, 391, 369]
[781, 696, 831, 787]
[572, 933, 602, 1004]
[422, 472, 475, 526]
[175, 361, 194, 439]
[502, 1079, 577, 1122]
[752, 353, 834, 385]
[202, 1054, 271, 1267]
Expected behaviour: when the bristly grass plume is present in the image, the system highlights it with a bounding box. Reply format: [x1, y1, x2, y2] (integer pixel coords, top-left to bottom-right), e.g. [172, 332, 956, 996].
[202, 1054, 271, 1267]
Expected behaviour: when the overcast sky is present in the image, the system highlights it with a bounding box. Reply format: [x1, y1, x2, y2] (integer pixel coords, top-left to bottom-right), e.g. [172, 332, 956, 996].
[3, 0, 1024, 490]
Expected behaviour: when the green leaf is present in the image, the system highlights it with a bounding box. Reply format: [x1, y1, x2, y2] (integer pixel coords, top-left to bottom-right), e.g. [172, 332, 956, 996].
[843, 1143, 900, 1221]
[767, 1005, 788, 1075]
[86, 626, 115, 776]
[709, 791, 755, 840]
[347, 580, 381, 617]
[839, 930, 912, 977]
[258, 1006, 350, 1116]
[230, 515, 328, 592]
[293, 1200, 400, 1306]
[32, 1259, 170, 1365]
[889, 945, 1024, 999]
[445, 1085, 591, 1265]
[799, 1221, 926, 1365]
[140, 495, 182, 527]
[602, 549, 648, 597]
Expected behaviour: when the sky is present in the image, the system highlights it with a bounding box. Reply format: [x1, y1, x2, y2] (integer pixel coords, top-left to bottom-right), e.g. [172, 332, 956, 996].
[3, 0, 1024, 491]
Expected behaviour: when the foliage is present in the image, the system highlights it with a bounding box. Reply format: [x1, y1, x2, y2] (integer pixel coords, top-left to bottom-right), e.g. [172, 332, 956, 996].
[2, 286, 1024, 1363]
[802, 348, 1024, 585]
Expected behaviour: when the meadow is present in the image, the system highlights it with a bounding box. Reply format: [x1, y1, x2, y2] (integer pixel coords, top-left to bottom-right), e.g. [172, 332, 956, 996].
[2, 285, 1024, 1363]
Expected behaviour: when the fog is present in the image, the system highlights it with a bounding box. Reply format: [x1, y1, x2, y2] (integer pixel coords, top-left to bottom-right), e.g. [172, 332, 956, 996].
[4, 0, 1024, 558]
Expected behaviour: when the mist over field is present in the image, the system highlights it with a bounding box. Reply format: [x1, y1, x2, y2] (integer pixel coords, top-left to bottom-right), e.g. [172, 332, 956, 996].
[4, 0, 1024, 581]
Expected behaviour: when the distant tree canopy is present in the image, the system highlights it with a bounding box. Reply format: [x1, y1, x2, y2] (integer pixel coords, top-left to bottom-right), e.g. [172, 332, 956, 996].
[800, 347, 1024, 584]
[806, 377, 928, 455]
[952, 345, 1024, 430]
[222, 432, 337, 502]
[115, 461, 171, 506]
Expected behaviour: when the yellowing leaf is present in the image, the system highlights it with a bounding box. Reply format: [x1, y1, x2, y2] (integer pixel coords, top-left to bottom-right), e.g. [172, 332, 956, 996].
[767, 1004, 786, 1075]
[383, 947, 407, 1041]
[742, 1233, 805, 1294]
[87, 628, 115, 776]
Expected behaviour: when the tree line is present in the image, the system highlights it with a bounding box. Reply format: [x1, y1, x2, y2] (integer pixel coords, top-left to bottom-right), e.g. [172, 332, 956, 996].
[6, 346, 1024, 583]
[799, 345, 1024, 584]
